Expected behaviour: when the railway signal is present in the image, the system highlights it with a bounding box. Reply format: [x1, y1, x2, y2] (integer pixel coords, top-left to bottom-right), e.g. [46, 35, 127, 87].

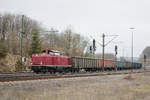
[90, 46, 92, 53]
[144, 54, 146, 70]
[115, 45, 118, 71]
[115, 45, 118, 56]
[144, 54, 146, 62]
[93, 39, 96, 54]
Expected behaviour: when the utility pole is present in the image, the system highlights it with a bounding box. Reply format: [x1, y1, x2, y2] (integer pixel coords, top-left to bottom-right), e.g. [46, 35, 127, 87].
[101, 34, 118, 71]
[20, 15, 24, 70]
[49, 28, 59, 49]
[132, 30, 133, 70]
[102, 33, 105, 71]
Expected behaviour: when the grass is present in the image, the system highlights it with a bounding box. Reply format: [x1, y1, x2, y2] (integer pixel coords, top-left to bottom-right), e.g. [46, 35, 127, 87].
[1, 73, 150, 100]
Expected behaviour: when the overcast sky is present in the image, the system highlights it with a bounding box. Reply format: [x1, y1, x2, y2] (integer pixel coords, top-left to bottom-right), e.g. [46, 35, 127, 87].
[0, 0, 150, 57]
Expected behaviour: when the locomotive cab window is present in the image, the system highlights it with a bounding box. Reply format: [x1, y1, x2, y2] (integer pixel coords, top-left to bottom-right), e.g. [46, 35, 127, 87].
[42, 50, 61, 55]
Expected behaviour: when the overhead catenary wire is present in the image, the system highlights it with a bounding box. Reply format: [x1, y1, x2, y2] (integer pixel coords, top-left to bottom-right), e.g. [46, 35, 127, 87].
[87, 33, 119, 71]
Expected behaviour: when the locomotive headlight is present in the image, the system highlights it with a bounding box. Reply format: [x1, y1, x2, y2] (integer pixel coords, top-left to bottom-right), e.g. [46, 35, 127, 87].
[40, 62, 43, 65]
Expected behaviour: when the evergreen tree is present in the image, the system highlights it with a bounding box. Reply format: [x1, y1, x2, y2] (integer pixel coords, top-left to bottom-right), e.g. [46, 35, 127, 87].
[0, 40, 7, 58]
[31, 29, 41, 55]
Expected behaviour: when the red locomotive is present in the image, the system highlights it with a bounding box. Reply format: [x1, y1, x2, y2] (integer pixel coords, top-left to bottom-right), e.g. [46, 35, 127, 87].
[30, 50, 142, 73]
[31, 50, 72, 73]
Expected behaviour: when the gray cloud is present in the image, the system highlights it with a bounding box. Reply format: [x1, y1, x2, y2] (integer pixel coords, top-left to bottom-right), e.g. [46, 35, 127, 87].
[0, 0, 150, 57]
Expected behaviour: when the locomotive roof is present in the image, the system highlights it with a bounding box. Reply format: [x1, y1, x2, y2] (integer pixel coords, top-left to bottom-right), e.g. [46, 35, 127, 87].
[32, 53, 69, 57]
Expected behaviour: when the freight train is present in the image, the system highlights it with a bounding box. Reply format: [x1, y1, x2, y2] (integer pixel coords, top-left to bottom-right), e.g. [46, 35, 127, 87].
[30, 50, 142, 73]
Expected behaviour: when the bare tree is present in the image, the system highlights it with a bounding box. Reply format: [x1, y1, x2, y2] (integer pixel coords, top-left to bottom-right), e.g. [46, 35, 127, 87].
[0, 13, 42, 56]
[41, 28, 88, 56]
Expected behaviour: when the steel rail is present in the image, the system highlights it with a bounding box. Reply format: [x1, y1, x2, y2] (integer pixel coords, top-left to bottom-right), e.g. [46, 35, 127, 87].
[0, 69, 149, 82]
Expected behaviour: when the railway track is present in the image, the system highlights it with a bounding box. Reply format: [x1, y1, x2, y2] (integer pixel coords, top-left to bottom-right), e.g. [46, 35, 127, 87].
[0, 69, 149, 82]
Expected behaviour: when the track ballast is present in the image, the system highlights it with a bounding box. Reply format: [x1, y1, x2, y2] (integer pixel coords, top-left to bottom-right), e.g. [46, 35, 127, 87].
[0, 69, 149, 82]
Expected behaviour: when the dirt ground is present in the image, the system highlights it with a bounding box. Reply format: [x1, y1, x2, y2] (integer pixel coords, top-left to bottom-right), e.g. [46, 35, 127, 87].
[0, 72, 150, 100]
